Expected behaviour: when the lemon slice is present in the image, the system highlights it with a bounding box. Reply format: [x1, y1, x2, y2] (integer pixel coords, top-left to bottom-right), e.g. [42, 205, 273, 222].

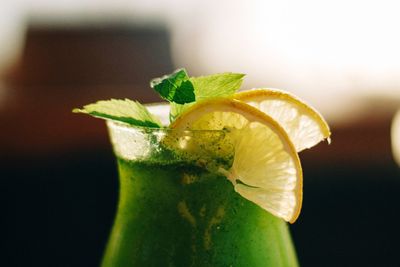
[235, 89, 331, 152]
[170, 98, 302, 223]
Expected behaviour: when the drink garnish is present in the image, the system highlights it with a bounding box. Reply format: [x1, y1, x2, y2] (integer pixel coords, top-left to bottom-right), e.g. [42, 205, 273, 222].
[150, 69, 245, 120]
[170, 98, 302, 223]
[235, 89, 331, 151]
[74, 68, 330, 223]
[150, 68, 195, 105]
[73, 99, 162, 128]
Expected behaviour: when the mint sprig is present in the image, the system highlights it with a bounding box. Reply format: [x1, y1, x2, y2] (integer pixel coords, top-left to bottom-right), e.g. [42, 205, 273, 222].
[150, 69, 195, 104]
[74, 68, 245, 127]
[73, 99, 162, 128]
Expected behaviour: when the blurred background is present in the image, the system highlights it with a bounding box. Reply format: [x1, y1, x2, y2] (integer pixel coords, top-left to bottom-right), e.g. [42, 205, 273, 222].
[1, 0, 400, 266]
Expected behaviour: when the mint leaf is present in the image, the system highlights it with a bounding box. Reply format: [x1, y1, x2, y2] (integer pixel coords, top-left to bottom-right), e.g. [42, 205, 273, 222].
[73, 99, 162, 128]
[150, 69, 195, 104]
[170, 72, 245, 120]
[191, 73, 245, 99]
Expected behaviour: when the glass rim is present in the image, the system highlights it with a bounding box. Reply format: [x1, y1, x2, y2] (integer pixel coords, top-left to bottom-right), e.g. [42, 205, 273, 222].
[106, 119, 229, 134]
[104, 101, 230, 133]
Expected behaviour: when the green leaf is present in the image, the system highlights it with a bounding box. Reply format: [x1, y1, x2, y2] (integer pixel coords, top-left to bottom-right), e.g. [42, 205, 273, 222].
[170, 72, 245, 120]
[191, 73, 245, 99]
[73, 99, 162, 128]
[150, 69, 195, 104]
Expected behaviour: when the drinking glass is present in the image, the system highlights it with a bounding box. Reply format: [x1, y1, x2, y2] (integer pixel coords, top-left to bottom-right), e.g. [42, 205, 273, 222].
[101, 117, 299, 266]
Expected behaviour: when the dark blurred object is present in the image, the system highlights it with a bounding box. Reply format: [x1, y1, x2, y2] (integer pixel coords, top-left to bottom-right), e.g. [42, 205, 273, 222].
[293, 159, 400, 267]
[1, 23, 173, 157]
[7, 24, 173, 95]
[1, 150, 117, 267]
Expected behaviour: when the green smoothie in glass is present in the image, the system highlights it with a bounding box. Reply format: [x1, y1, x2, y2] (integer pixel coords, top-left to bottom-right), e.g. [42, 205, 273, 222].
[74, 69, 330, 267]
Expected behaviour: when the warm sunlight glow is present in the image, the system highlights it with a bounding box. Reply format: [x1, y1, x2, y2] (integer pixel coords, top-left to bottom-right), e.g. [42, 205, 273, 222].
[169, 0, 400, 122]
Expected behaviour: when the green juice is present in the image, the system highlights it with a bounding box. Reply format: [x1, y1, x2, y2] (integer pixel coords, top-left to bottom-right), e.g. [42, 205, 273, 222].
[101, 121, 299, 266]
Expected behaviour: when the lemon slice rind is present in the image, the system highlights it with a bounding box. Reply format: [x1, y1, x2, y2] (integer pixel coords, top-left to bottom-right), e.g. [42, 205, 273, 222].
[235, 88, 331, 152]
